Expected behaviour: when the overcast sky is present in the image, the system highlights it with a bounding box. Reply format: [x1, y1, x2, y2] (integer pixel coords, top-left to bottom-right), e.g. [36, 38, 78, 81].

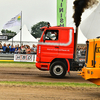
[0, 0, 97, 43]
[0, 0, 57, 32]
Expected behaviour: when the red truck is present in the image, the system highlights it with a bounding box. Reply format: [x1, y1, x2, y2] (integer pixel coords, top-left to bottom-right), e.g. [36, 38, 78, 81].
[36, 25, 85, 78]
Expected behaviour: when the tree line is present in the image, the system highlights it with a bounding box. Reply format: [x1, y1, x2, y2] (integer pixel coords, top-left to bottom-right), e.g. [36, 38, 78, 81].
[1, 21, 48, 39]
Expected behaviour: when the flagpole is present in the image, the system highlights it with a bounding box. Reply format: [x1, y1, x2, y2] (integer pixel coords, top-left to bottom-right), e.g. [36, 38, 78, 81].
[11, 34, 13, 46]
[20, 11, 22, 47]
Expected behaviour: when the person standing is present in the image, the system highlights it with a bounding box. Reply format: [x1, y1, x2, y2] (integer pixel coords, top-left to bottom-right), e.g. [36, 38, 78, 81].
[31, 44, 37, 54]
[26, 46, 31, 54]
[6, 45, 10, 53]
[2, 43, 7, 53]
[0, 43, 3, 53]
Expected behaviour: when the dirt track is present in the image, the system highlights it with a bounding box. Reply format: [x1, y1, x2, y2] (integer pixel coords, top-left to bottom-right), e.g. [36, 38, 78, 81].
[0, 67, 90, 83]
[0, 66, 100, 100]
[1, 85, 100, 100]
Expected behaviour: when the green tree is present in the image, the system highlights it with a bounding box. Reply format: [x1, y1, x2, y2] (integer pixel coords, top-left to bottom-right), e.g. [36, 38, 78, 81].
[1, 29, 17, 40]
[31, 21, 49, 38]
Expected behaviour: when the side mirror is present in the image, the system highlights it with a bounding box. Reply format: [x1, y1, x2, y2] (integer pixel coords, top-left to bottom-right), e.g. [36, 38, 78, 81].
[43, 34, 45, 42]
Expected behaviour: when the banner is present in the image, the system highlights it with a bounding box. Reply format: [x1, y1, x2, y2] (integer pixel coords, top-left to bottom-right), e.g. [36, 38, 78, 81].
[57, 0, 66, 27]
[3, 12, 21, 29]
[14, 54, 36, 62]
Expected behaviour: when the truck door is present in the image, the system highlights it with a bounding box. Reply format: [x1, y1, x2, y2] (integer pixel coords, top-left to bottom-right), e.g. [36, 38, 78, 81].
[41, 30, 59, 62]
[59, 29, 74, 59]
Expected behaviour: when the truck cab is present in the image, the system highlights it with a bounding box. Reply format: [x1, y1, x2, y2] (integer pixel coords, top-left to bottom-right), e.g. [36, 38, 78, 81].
[36, 26, 84, 78]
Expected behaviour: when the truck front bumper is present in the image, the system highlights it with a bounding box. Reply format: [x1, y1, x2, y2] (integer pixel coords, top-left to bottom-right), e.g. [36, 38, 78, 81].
[36, 62, 50, 71]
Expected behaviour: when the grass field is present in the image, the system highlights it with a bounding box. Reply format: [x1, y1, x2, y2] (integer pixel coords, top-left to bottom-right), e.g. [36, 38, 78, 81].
[0, 61, 35, 64]
[0, 61, 35, 68]
[0, 81, 99, 87]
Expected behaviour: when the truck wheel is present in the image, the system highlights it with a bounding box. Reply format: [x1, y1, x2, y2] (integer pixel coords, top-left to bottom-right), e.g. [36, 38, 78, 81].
[50, 61, 67, 78]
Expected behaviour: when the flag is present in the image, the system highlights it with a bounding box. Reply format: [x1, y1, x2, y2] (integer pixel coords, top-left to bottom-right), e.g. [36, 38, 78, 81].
[57, 0, 66, 27]
[3, 12, 21, 29]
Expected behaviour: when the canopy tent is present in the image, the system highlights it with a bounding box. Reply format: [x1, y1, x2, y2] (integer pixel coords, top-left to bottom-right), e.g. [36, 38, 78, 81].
[9, 25, 38, 42]
[77, 27, 87, 44]
[80, 3, 100, 39]
[2, 25, 38, 46]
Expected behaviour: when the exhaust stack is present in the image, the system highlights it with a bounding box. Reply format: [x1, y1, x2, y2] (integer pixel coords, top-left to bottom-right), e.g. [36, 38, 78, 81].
[74, 27, 78, 61]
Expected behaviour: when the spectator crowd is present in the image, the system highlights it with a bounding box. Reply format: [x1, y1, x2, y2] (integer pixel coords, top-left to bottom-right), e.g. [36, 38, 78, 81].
[0, 43, 86, 56]
[0, 43, 37, 54]
[77, 46, 86, 56]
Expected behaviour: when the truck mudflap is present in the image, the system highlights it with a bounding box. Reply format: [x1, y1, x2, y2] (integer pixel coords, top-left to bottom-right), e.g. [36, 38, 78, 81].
[79, 67, 100, 85]
[66, 59, 70, 73]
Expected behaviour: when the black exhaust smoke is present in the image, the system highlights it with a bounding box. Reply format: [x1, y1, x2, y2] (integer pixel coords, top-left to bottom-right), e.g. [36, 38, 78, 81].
[73, 0, 99, 60]
[73, 0, 99, 27]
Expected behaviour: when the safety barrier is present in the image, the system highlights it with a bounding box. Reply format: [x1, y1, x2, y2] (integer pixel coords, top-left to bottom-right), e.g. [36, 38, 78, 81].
[0, 53, 36, 62]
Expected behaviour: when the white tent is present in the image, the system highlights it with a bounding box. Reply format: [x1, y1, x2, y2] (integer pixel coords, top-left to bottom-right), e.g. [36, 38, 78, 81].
[2, 25, 38, 46]
[9, 25, 38, 42]
[77, 27, 87, 44]
[80, 3, 100, 39]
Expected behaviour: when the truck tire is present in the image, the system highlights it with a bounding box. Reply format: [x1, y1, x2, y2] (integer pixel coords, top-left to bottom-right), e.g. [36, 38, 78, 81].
[50, 61, 67, 78]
